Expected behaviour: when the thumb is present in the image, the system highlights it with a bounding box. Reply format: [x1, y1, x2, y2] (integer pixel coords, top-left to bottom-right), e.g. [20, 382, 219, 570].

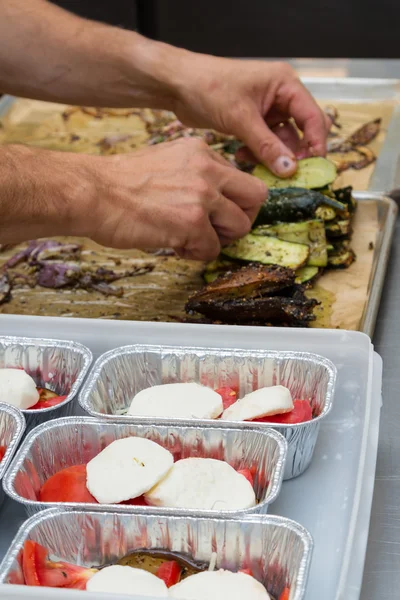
[237, 109, 297, 177]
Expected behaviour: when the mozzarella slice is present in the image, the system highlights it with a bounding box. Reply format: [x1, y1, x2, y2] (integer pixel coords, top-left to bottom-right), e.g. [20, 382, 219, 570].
[128, 383, 223, 420]
[145, 457, 256, 510]
[221, 385, 293, 421]
[86, 437, 174, 504]
[169, 569, 270, 600]
[0, 368, 39, 409]
[86, 565, 168, 597]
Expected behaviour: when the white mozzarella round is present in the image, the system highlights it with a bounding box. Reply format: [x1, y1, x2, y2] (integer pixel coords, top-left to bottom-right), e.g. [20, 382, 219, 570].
[86, 565, 168, 597]
[221, 385, 293, 421]
[145, 457, 256, 510]
[169, 569, 270, 600]
[86, 437, 174, 504]
[128, 383, 223, 420]
[0, 368, 39, 409]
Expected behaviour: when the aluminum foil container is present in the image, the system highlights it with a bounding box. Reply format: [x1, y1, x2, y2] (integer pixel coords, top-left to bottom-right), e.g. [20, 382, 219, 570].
[3, 416, 287, 519]
[0, 402, 25, 507]
[0, 336, 92, 432]
[0, 508, 313, 600]
[79, 345, 337, 480]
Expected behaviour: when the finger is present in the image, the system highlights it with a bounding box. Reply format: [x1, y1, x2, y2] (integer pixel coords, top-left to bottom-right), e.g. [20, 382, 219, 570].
[176, 218, 221, 262]
[271, 121, 302, 155]
[284, 81, 328, 157]
[217, 165, 267, 224]
[235, 146, 257, 165]
[235, 107, 297, 177]
[210, 193, 252, 242]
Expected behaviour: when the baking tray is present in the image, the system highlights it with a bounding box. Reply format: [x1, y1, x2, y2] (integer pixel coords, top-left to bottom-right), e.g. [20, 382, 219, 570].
[79, 345, 336, 480]
[3, 417, 286, 519]
[0, 336, 92, 432]
[0, 317, 380, 600]
[0, 404, 25, 508]
[0, 510, 312, 600]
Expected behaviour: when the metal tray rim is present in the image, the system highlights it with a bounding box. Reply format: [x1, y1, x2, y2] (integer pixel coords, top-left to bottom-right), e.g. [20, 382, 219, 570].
[0, 403, 25, 481]
[0, 335, 93, 415]
[79, 345, 337, 430]
[2, 416, 288, 517]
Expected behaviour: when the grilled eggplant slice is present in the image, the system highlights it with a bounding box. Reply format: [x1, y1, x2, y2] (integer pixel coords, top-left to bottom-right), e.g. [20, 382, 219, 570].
[190, 264, 296, 306]
[254, 188, 345, 226]
[253, 157, 337, 189]
[253, 220, 328, 267]
[221, 234, 309, 270]
[187, 288, 318, 326]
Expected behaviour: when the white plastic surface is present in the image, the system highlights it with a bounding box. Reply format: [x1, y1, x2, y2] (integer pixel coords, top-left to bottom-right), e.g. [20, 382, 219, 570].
[0, 316, 381, 600]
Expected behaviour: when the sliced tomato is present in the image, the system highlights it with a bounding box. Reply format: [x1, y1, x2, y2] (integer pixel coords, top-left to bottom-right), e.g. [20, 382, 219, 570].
[253, 400, 312, 425]
[156, 561, 181, 587]
[215, 387, 237, 410]
[279, 587, 290, 600]
[119, 495, 147, 506]
[0, 445, 6, 462]
[39, 464, 97, 504]
[237, 468, 254, 487]
[28, 388, 67, 410]
[239, 568, 254, 576]
[22, 541, 97, 589]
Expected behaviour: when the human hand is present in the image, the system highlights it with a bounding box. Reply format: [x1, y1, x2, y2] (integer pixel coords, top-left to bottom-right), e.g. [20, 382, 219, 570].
[171, 57, 330, 177]
[84, 137, 266, 260]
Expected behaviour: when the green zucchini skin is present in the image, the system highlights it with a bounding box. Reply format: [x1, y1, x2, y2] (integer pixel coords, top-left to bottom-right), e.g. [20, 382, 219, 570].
[295, 266, 320, 284]
[253, 187, 345, 226]
[221, 233, 309, 270]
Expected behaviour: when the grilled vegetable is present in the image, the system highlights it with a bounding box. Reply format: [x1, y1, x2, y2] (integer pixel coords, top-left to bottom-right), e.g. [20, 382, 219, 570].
[328, 240, 356, 268]
[334, 186, 356, 213]
[253, 157, 337, 189]
[295, 266, 320, 285]
[253, 188, 345, 226]
[325, 220, 352, 239]
[222, 234, 309, 270]
[253, 220, 328, 267]
[190, 264, 295, 307]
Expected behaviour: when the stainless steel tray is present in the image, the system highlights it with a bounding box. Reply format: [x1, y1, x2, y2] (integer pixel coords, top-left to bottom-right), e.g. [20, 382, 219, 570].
[79, 345, 336, 480]
[0, 509, 313, 600]
[3, 417, 287, 519]
[0, 404, 25, 508]
[0, 336, 92, 432]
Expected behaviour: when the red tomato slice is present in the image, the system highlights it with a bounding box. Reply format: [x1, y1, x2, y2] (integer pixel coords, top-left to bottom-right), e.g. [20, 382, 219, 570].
[39, 465, 97, 504]
[253, 400, 312, 425]
[28, 388, 67, 410]
[0, 445, 6, 462]
[215, 387, 237, 411]
[156, 561, 181, 587]
[237, 468, 254, 487]
[239, 568, 254, 576]
[279, 587, 290, 600]
[119, 495, 147, 506]
[22, 541, 97, 589]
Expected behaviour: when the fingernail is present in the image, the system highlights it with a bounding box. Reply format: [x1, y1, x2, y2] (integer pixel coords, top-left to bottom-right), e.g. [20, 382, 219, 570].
[273, 156, 296, 176]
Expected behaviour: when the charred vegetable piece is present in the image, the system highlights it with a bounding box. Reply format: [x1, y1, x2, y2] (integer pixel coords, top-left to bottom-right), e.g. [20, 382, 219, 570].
[295, 266, 320, 285]
[325, 220, 352, 239]
[253, 220, 328, 267]
[117, 549, 207, 580]
[327, 241, 356, 269]
[222, 234, 309, 270]
[332, 146, 376, 174]
[334, 187, 356, 213]
[186, 289, 318, 326]
[253, 157, 337, 189]
[189, 265, 296, 306]
[346, 118, 381, 147]
[254, 188, 345, 226]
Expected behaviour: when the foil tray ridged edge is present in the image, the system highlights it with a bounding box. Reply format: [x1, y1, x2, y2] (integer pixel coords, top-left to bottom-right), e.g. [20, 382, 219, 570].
[79, 345, 337, 430]
[0, 403, 25, 481]
[3, 416, 287, 519]
[0, 508, 314, 600]
[0, 335, 93, 416]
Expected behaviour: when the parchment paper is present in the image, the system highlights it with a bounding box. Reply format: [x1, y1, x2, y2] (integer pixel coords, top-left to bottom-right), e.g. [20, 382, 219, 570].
[0, 98, 393, 329]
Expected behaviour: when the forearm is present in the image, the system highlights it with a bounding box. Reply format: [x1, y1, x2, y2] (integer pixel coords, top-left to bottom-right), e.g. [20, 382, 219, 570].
[0, 0, 188, 109]
[0, 145, 93, 244]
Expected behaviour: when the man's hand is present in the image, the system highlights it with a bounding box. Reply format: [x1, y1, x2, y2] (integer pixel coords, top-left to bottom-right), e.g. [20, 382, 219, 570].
[171, 57, 330, 177]
[0, 141, 266, 262]
[87, 138, 266, 260]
